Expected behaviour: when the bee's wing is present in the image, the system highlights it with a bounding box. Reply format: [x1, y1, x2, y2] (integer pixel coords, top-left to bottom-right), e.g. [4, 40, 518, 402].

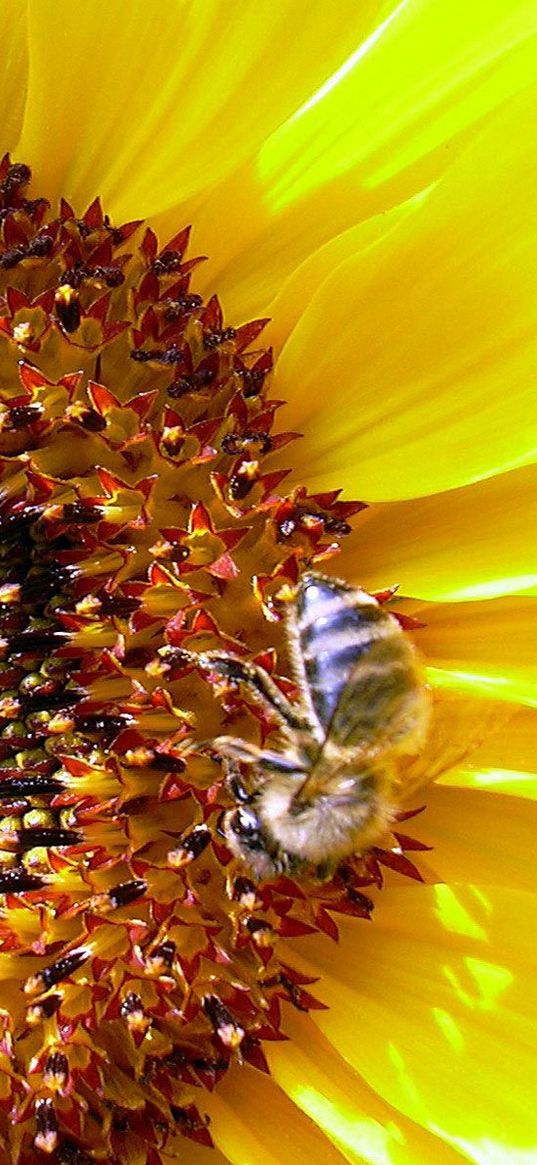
[395, 688, 512, 801]
[288, 572, 429, 756]
[323, 630, 429, 756]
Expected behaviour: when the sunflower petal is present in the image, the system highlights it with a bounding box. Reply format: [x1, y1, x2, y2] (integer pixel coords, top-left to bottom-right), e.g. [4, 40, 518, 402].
[335, 464, 537, 602]
[206, 1061, 351, 1165]
[392, 595, 536, 708]
[157, 0, 537, 321]
[439, 706, 537, 799]
[416, 785, 537, 893]
[410, 596, 537, 681]
[274, 85, 537, 501]
[268, 1009, 463, 1165]
[0, 1, 29, 153]
[286, 885, 537, 1164]
[16, 0, 377, 214]
[438, 767, 537, 801]
[258, 0, 537, 216]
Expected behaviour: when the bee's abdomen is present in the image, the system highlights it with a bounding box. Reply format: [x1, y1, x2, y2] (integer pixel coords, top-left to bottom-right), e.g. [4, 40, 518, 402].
[293, 573, 427, 752]
[296, 579, 381, 726]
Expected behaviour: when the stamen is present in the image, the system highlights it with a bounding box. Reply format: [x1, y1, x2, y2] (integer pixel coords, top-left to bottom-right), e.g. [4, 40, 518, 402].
[120, 991, 150, 1036]
[203, 995, 245, 1049]
[25, 947, 90, 994]
[168, 824, 212, 868]
[54, 284, 81, 333]
[107, 878, 147, 908]
[34, 1098, 59, 1154]
[44, 1050, 69, 1092]
[144, 939, 176, 975]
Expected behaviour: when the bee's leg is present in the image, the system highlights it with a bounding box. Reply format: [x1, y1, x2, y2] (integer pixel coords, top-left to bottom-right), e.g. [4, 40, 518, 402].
[313, 858, 336, 882]
[182, 650, 311, 732]
[222, 755, 256, 804]
[204, 736, 264, 803]
[221, 804, 284, 882]
[213, 735, 306, 777]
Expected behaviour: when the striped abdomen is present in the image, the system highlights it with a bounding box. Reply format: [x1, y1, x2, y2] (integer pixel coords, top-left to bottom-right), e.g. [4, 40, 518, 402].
[289, 572, 429, 756]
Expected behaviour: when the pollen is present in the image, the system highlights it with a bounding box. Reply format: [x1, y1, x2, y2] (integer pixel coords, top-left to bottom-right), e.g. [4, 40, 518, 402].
[0, 155, 428, 1165]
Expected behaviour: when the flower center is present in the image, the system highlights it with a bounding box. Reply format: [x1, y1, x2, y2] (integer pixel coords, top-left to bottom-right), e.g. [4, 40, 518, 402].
[0, 157, 427, 1164]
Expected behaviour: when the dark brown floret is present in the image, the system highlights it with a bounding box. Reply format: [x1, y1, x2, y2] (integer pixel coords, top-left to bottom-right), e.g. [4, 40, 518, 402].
[55, 285, 81, 332]
[3, 404, 44, 429]
[26, 993, 62, 1022]
[228, 461, 259, 500]
[120, 990, 144, 1018]
[0, 869, 47, 892]
[35, 1098, 59, 1154]
[17, 826, 83, 849]
[221, 430, 273, 455]
[149, 248, 185, 275]
[44, 1050, 69, 1088]
[163, 293, 203, 321]
[0, 162, 32, 197]
[204, 326, 236, 349]
[174, 823, 211, 861]
[27, 947, 90, 993]
[0, 774, 65, 797]
[107, 878, 147, 907]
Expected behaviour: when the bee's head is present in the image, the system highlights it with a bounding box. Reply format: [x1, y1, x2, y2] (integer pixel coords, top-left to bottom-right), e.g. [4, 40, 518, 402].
[221, 806, 280, 881]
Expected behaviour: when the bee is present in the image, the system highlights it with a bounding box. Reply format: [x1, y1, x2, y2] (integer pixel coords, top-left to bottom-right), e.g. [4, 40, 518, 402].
[189, 570, 431, 881]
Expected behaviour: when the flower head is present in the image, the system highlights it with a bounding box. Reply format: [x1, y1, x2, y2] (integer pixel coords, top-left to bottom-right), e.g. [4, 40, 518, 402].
[0, 4, 536, 1165]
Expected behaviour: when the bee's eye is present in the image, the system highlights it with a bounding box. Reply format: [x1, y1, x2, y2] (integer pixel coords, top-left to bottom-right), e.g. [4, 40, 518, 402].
[227, 773, 253, 803]
[215, 811, 228, 839]
[235, 807, 261, 836]
[229, 808, 265, 851]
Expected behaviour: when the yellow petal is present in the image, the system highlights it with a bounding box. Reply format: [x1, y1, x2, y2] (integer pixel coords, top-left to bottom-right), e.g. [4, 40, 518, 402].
[206, 1060, 350, 1165]
[438, 766, 537, 801]
[285, 884, 537, 1164]
[157, 2, 537, 322]
[17, 0, 376, 215]
[268, 1009, 462, 1165]
[203, 183, 430, 332]
[258, 0, 537, 215]
[439, 706, 537, 799]
[0, 1, 29, 153]
[416, 784, 537, 894]
[406, 594, 537, 708]
[411, 596, 537, 679]
[274, 84, 537, 501]
[334, 463, 537, 602]
[401, 674, 537, 799]
[426, 666, 535, 710]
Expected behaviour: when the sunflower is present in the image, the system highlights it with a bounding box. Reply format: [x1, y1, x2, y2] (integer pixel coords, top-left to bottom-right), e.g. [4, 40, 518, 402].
[0, 2, 535, 1163]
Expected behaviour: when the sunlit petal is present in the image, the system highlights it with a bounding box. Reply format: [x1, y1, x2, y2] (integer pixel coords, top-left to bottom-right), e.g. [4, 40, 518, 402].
[405, 595, 537, 709]
[2, 6, 535, 1163]
[17, 0, 377, 215]
[0, 0, 29, 153]
[268, 1010, 463, 1165]
[206, 1062, 350, 1165]
[335, 464, 537, 602]
[439, 706, 537, 799]
[165, 0, 537, 321]
[274, 85, 537, 500]
[410, 596, 537, 679]
[416, 786, 537, 893]
[258, 0, 537, 215]
[287, 886, 537, 1165]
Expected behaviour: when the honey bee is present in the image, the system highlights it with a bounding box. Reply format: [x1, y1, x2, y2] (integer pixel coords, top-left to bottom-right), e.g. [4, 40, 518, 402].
[190, 570, 431, 881]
